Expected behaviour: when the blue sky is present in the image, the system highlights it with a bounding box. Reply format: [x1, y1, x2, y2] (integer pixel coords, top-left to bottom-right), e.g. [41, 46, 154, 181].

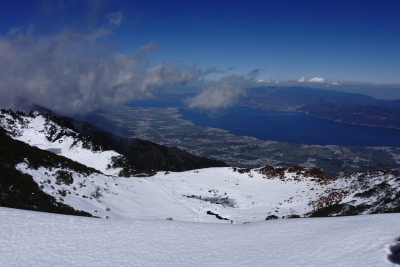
[121, 0, 400, 84]
[1, 0, 400, 114]
[2, 0, 400, 83]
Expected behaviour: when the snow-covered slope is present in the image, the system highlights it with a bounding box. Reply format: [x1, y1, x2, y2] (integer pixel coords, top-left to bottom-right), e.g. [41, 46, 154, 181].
[0, 110, 123, 175]
[15, 161, 400, 222]
[1, 207, 399, 267]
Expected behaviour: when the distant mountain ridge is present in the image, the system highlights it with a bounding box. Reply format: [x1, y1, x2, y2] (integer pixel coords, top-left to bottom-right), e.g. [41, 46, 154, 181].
[246, 86, 380, 106]
[298, 102, 400, 129]
[241, 86, 400, 129]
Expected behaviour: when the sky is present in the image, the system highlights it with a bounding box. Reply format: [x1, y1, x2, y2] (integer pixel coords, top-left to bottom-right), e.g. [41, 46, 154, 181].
[117, 0, 400, 84]
[0, 0, 400, 114]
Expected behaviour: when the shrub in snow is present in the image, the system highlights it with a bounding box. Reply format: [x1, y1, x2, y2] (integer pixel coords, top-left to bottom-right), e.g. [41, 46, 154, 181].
[206, 211, 229, 220]
[265, 215, 278, 220]
[55, 170, 73, 185]
[90, 187, 102, 199]
[57, 189, 67, 197]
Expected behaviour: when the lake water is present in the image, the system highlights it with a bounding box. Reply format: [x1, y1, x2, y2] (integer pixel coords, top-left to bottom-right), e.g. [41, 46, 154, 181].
[127, 100, 400, 146]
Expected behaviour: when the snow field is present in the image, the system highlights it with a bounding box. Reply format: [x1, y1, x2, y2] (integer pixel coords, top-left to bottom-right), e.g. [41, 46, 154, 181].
[1, 207, 399, 267]
[18, 164, 333, 222]
[17, 164, 393, 223]
[0, 112, 123, 175]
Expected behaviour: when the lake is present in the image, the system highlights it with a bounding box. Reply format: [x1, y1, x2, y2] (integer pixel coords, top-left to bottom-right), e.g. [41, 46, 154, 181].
[127, 100, 400, 147]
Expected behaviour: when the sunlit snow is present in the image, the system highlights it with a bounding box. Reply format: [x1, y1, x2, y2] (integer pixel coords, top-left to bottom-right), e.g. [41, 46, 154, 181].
[1, 207, 399, 266]
[0, 112, 122, 175]
[15, 163, 400, 223]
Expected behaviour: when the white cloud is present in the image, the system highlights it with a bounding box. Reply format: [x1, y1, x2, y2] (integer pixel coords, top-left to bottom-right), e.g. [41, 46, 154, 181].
[296, 77, 328, 83]
[107, 11, 124, 26]
[186, 73, 256, 112]
[7, 27, 20, 36]
[185, 69, 259, 112]
[0, 28, 213, 115]
[308, 77, 327, 83]
[255, 79, 282, 84]
[85, 28, 111, 42]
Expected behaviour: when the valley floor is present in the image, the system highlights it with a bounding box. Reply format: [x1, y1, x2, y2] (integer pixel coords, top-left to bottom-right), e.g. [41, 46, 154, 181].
[1, 207, 399, 266]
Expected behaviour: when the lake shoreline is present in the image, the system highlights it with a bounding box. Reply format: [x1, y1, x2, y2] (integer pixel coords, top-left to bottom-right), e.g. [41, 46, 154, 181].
[126, 100, 400, 147]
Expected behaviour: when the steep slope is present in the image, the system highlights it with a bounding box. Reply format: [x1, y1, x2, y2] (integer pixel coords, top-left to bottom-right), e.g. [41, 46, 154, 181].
[0, 110, 128, 175]
[0, 127, 93, 216]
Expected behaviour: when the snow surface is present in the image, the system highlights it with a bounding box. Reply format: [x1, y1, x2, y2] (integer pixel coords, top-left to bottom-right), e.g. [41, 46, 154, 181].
[16, 163, 400, 223]
[0, 112, 122, 175]
[1, 207, 399, 267]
